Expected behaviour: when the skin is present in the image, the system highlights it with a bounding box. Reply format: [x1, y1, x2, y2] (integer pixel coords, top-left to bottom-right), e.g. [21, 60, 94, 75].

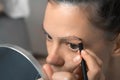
[42, 2, 118, 80]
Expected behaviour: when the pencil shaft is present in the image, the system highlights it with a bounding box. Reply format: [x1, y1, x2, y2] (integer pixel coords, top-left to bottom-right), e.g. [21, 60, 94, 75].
[81, 59, 88, 80]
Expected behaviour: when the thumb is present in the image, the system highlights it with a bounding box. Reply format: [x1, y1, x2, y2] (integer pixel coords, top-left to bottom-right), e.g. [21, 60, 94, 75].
[43, 64, 53, 80]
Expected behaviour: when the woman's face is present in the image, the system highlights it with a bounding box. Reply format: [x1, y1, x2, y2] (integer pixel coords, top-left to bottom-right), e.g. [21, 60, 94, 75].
[43, 2, 114, 73]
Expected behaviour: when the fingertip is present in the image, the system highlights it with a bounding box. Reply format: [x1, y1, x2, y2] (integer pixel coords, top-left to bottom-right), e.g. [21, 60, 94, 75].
[43, 64, 53, 73]
[81, 50, 87, 56]
[37, 78, 44, 80]
[43, 64, 53, 80]
[81, 50, 89, 60]
[43, 64, 49, 70]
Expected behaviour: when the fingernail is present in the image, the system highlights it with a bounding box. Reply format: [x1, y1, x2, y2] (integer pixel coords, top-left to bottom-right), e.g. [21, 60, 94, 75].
[73, 56, 81, 62]
[81, 50, 86, 55]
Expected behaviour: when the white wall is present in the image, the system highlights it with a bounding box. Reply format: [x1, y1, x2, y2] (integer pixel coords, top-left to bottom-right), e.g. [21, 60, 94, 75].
[26, 0, 47, 56]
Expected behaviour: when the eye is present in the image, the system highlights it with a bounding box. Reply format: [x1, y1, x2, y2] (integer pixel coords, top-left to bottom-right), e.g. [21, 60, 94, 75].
[68, 43, 79, 52]
[46, 34, 52, 41]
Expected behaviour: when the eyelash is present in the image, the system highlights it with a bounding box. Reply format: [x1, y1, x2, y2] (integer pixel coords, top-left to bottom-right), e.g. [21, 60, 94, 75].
[67, 42, 79, 52]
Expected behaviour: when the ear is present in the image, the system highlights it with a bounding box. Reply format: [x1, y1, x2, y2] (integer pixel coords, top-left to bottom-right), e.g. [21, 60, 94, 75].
[114, 33, 120, 55]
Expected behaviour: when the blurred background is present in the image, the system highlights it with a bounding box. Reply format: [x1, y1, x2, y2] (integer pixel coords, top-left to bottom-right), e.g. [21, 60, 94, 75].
[0, 0, 48, 57]
[26, 0, 47, 56]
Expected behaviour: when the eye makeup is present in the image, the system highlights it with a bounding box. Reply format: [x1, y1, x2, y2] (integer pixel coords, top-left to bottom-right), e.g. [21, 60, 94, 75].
[68, 42, 79, 52]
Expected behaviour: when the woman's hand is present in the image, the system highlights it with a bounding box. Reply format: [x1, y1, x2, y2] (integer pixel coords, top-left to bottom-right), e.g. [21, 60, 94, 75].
[42, 50, 105, 80]
[81, 50, 105, 80]
[42, 64, 81, 80]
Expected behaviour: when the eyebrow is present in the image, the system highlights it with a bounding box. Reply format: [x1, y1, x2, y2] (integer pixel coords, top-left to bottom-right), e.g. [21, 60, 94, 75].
[42, 24, 82, 42]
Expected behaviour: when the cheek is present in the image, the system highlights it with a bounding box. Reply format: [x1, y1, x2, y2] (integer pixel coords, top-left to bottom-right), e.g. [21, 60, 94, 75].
[47, 41, 81, 71]
[85, 42, 112, 73]
[86, 40, 112, 65]
[64, 54, 80, 72]
[96, 43, 112, 60]
[96, 45, 112, 72]
[61, 45, 81, 72]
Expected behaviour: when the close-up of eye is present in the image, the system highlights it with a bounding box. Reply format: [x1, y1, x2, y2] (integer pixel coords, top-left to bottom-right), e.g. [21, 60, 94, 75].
[46, 34, 52, 41]
[68, 43, 79, 52]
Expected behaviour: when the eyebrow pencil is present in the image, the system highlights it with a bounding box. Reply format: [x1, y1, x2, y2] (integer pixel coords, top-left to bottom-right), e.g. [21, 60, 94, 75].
[79, 43, 88, 80]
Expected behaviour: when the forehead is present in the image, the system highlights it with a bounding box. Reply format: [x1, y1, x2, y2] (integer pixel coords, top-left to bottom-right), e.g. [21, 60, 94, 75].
[43, 2, 91, 35]
[43, 2, 106, 43]
[44, 2, 90, 25]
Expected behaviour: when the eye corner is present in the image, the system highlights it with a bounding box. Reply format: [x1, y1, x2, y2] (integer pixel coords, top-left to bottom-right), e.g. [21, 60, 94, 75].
[45, 33, 53, 41]
[68, 43, 79, 52]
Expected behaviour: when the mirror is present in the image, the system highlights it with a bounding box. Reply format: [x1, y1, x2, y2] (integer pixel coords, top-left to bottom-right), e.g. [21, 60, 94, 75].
[0, 44, 44, 80]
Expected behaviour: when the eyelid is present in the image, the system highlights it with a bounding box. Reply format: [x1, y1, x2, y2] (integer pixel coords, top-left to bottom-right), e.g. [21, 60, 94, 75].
[67, 42, 80, 51]
[42, 27, 53, 40]
[66, 41, 80, 45]
[46, 33, 52, 39]
[42, 26, 49, 35]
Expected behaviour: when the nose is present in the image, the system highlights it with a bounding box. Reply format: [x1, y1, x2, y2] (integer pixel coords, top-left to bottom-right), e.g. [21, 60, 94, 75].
[46, 43, 64, 66]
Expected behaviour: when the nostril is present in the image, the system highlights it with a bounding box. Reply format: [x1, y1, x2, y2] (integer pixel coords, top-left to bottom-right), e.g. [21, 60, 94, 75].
[46, 54, 64, 66]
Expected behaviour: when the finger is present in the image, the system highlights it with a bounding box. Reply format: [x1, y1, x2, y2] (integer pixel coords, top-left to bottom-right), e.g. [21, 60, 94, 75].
[52, 72, 78, 80]
[81, 50, 105, 80]
[43, 64, 53, 80]
[85, 50, 103, 67]
[37, 78, 44, 80]
[72, 51, 83, 80]
[81, 50, 101, 73]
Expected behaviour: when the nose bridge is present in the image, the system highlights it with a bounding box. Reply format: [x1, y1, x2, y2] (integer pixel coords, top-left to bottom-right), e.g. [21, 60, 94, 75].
[51, 41, 59, 55]
[47, 41, 64, 66]
[48, 41, 61, 59]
